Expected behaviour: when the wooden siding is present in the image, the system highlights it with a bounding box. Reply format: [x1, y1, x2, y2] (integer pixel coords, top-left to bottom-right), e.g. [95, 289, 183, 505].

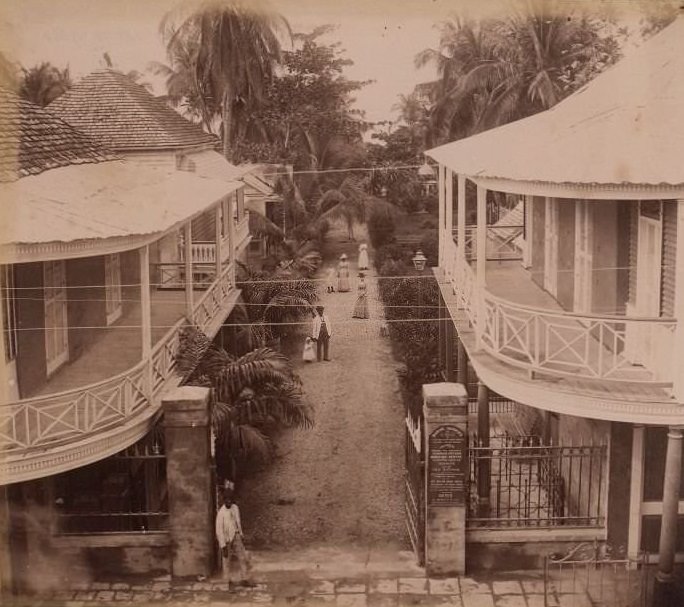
[531, 196, 546, 287]
[556, 201, 575, 310]
[661, 201, 677, 317]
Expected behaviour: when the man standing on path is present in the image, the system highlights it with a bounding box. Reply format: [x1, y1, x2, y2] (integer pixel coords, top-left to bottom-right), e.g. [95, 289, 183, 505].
[216, 490, 252, 586]
[311, 305, 332, 362]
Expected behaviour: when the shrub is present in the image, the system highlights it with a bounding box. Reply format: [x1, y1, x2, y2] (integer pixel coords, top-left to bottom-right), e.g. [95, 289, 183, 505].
[419, 231, 439, 267]
[374, 243, 410, 271]
[367, 210, 396, 249]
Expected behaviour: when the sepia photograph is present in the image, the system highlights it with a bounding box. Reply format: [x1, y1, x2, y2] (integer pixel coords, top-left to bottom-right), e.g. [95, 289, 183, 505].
[0, 0, 683, 605]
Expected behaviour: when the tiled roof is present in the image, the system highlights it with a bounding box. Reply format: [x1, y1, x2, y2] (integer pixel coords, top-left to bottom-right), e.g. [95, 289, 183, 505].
[49, 69, 218, 151]
[0, 87, 116, 183]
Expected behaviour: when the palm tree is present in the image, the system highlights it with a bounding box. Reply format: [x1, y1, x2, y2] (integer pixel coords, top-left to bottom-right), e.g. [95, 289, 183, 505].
[19, 62, 72, 106]
[317, 176, 396, 241]
[163, 0, 290, 160]
[177, 326, 313, 481]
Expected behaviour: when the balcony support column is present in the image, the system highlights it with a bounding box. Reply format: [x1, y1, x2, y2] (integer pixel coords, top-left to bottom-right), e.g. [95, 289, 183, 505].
[476, 382, 491, 518]
[673, 200, 684, 401]
[140, 245, 153, 397]
[184, 222, 194, 321]
[438, 165, 445, 265]
[445, 317, 455, 382]
[653, 426, 683, 607]
[228, 193, 237, 284]
[475, 184, 487, 347]
[214, 203, 222, 279]
[457, 174, 466, 263]
[456, 336, 468, 388]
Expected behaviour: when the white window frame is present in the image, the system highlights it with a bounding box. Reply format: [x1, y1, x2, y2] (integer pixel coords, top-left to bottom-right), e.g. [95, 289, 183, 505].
[573, 200, 594, 313]
[544, 197, 559, 298]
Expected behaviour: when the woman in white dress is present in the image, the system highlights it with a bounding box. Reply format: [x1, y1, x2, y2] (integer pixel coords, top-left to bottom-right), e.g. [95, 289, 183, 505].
[357, 243, 369, 271]
[352, 273, 369, 319]
[337, 254, 351, 292]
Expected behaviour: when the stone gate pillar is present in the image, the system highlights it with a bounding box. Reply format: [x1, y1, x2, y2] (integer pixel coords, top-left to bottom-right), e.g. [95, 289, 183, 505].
[163, 386, 214, 578]
[423, 382, 469, 576]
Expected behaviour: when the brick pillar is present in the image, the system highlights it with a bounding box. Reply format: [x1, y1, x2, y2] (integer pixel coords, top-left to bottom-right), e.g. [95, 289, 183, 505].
[163, 386, 214, 578]
[423, 382, 468, 576]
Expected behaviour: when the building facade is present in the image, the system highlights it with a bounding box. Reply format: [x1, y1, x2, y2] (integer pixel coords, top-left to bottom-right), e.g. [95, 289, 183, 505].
[0, 89, 247, 593]
[427, 17, 684, 580]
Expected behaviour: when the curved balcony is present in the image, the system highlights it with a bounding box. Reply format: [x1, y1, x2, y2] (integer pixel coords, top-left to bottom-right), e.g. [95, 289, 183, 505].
[441, 239, 681, 423]
[0, 263, 239, 485]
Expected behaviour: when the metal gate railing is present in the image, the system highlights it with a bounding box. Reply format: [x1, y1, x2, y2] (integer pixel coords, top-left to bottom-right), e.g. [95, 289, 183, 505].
[405, 410, 425, 565]
[468, 435, 606, 528]
[544, 544, 651, 606]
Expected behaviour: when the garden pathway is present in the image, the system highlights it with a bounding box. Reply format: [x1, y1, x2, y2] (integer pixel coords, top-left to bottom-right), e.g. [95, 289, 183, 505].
[239, 225, 408, 552]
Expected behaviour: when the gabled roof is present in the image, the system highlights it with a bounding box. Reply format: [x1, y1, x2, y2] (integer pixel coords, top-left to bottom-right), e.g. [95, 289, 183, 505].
[0, 88, 117, 182]
[427, 17, 684, 188]
[49, 69, 218, 152]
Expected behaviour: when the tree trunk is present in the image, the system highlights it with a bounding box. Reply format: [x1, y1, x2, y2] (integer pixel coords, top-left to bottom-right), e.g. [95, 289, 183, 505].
[222, 87, 233, 161]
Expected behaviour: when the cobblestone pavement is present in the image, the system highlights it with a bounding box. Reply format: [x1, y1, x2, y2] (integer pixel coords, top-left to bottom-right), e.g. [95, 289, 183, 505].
[8, 571, 593, 607]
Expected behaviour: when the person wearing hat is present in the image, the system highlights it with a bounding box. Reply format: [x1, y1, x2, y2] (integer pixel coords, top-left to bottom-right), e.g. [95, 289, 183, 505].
[337, 254, 351, 292]
[357, 243, 369, 271]
[311, 305, 333, 361]
[352, 272, 369, 319]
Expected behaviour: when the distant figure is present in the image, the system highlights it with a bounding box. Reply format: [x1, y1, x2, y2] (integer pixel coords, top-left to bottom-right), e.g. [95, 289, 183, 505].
[337, 254, 351, 292]
[357, 243, 369, 271]
[302, 336, 316, 362]
[311, 305, 332, 361]
[352, 273, 369, 319]
[216, 490, 252, 586]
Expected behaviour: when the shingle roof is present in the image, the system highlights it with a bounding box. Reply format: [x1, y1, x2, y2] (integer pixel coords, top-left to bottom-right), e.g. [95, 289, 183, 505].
[49, 69, 218, 152]
[427, 17, 684, 188]
[0, 87, 117, 182]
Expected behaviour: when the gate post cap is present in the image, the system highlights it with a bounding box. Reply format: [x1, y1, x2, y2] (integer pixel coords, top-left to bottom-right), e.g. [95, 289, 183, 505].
[423, 382, 468, 403]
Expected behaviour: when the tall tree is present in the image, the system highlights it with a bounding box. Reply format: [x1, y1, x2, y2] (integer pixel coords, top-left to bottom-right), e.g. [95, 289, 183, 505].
[416, 2, 621, 144]
[163, 0, 289, 161]
[19, 62, 72, 106]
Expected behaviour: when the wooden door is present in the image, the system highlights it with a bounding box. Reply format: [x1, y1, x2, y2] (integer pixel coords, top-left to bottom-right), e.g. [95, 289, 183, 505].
[44, 260, 69, 375]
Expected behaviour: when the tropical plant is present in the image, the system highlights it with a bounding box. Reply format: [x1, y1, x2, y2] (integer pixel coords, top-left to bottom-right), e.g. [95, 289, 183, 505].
[177, 326, 313, 481]
[19, 62, 72, 106]
[162, 0, 290, 160]
[416, 2, 621, 144]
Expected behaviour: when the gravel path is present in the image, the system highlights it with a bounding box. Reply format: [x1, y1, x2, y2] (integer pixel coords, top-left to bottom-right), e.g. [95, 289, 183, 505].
[240, 226, 408, 552]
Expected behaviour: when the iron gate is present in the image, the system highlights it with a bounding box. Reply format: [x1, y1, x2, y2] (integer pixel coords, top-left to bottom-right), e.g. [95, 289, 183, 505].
[405, 409, 425, 565]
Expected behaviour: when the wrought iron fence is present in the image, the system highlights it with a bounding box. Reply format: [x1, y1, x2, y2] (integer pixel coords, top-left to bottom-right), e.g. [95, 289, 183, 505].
[468, 435, 606, 528]
[544, 544, 652, 607]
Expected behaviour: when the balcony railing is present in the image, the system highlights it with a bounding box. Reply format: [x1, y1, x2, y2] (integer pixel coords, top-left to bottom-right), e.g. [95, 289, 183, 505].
[452, 225, 524, 261]
[0, 263, 236, 469]
[446, 243, 676, 385]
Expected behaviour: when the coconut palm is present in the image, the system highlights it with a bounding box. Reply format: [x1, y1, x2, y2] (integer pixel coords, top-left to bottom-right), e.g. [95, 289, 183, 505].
[19, 62, 72, 106]
[163, 0, 290, 160]
[177, 326, 313, 480]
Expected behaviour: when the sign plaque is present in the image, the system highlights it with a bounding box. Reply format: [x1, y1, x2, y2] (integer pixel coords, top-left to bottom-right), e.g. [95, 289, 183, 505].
[428, 425, 466, 506]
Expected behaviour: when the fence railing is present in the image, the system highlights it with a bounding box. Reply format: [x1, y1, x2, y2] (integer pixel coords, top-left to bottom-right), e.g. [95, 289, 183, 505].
[0, 265, 236, 454]
[444, 242, 676, 385]
[544, 546, 651, 607]
[468, 437, 607, 529]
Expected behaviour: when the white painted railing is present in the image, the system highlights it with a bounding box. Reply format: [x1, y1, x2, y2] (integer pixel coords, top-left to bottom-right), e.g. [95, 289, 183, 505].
[446, 243, 677, 385]
[452, 225, 524, 261]
[0, 264, 236, 454]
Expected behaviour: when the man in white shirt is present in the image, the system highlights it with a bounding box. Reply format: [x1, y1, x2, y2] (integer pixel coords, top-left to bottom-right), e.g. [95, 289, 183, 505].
[311, 305, 332, 362]
[215, 490, 251, 585]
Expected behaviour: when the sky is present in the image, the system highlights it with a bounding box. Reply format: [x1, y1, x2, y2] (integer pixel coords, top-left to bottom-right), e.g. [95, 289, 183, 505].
[0, 0, 505, 124]
[0, 0, 665, 123]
